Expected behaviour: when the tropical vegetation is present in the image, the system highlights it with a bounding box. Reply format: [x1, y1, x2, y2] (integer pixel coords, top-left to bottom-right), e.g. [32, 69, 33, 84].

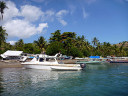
[0, 29, 128, 58]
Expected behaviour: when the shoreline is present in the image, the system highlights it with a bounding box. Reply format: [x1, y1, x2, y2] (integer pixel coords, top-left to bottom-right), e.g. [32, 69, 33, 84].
[1, 59, 128, 68]
[0, 59, 78, 68]
[0, 60, 23, 68]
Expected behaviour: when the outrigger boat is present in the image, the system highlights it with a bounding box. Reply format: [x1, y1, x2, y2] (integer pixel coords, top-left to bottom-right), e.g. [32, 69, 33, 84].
[21, 53, 86, 71]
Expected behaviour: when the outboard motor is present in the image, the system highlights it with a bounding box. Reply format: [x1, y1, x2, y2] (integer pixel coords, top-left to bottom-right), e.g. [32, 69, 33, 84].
[80, 63, 86, 69]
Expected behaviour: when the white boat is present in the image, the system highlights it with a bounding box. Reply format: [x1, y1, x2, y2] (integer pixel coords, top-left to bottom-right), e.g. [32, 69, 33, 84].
[51, 66, 82, 71]
[21, 53, 86, 71]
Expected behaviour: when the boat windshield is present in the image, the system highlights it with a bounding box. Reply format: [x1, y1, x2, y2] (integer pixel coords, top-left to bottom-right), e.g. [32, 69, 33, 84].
[39, 58, 44, 62]
[46, 58, 56, 62]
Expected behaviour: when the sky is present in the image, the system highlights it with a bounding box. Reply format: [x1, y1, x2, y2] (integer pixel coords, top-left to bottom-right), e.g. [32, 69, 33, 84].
[0, 0, 128, 45]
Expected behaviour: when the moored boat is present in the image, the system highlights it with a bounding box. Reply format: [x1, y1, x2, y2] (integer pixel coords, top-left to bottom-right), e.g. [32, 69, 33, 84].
[21, 53, 86, 71]
[76, 61, 102, 64]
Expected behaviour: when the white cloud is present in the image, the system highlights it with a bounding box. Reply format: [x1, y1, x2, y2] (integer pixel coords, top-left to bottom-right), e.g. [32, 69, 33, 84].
[82, 8, 88, 19]
[1, 1, 69, 39]
[42, 10, 55, 22]
[0, 1, 19, 24]
[21, 5, 43, 22]
[37, 23, 48, 33]
[4, 19, 48, 38]
[56, 10, 68, 18]
[56, 10, 68, 26]
[9, 41, 16, 45]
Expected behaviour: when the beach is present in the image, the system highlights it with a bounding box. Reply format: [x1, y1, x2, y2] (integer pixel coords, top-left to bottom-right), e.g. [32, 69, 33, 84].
[0, 60, 23, 68]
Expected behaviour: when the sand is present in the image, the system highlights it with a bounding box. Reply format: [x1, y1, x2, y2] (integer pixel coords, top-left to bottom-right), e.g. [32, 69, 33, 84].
[0, 60, 23, 68]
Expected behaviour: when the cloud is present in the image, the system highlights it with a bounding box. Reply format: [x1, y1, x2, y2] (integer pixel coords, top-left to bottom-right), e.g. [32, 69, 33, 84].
[9, 41, 16, 45]
[21, 5, 43, 22]
[56, 10, 68, 26]
[82, 8, 88, 19]
[0, 1, 19, 24]
[4, 19, 48, 38]
[1, 1, 70, 39]
[42, 10, 55, 22]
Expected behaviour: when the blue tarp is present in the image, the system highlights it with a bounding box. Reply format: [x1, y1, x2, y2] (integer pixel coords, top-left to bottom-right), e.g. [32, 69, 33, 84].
[89, 56, 100, 58]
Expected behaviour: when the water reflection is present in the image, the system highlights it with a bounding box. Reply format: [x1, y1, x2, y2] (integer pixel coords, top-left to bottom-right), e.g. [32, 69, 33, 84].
[0, 63, 128, 96]
[0, 72, 4, 95]
[86, 63, 109, 70]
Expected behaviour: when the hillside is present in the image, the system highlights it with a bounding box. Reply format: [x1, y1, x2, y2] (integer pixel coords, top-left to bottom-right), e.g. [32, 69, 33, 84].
[115, 41, 128, 48]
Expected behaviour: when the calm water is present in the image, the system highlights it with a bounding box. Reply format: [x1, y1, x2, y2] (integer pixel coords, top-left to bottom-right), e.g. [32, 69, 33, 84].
[0, 63, 128, 96]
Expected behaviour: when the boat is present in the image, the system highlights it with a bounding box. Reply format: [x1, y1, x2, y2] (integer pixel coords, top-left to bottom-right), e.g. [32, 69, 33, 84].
[21, 53, 86, 71]
[76, 60, 102, 64]
[110, 60, 128, 63]
[51, 66, 82, 71]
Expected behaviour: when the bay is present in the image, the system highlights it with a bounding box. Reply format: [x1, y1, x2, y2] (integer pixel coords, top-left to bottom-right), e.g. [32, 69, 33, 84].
[0, 63, 128, 96]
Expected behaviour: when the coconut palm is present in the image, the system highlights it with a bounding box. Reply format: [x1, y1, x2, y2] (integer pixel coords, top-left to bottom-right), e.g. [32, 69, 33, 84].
[92, 37, 99, 47]
[0, 1, 8, 20]
[0, 26, 8, 47]
[34, 36, 47, 54]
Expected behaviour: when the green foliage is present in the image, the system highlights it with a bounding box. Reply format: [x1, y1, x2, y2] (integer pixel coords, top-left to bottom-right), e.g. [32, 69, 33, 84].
[0, 26, 8, 47]
[49, 30, 62, 42]
[0, 28, 128, 57]
[46, 41, 65, 55]
[81, 48, 91, 57]
[34, 36, 47, 53]
[14, 39, 24, 51]
[68, 47, 83, 58]
[23, 43, 34, 54]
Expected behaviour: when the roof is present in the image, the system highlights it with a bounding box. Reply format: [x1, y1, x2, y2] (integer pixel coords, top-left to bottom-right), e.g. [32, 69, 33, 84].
[1, 50, 23, 58]
[89, 56, 100, 58]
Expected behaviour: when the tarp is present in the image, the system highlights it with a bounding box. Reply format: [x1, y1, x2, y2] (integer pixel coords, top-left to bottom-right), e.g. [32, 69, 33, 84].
[1, 50, 23, 58]
[89, 56, 100, 58]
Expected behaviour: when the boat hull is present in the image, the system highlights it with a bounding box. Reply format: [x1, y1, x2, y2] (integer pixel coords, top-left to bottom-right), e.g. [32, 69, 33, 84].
[21, 63, 82, 70]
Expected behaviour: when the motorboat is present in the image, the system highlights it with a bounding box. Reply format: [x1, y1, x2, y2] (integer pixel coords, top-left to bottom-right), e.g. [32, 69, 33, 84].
[21, 53, 86, 71]
[76, 60, 102, 64]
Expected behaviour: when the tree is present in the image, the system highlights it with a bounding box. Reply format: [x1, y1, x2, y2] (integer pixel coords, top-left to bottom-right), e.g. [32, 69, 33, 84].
[0, 26, 8, 47]
[23, 43, 34, 54]
[49, 30, 62, 43]
[92, 37, 99, 55]
[92, 37, 99, 47]
[46, 41, 65, 55]
[15, 39, 24, 51]
[0, 1, 8, 20]
[68, 47, 83, 58]
[34, 36, 47, 53]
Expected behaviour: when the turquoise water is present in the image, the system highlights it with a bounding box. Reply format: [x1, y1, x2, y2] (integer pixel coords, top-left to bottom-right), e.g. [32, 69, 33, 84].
[0, 63, 128, 96]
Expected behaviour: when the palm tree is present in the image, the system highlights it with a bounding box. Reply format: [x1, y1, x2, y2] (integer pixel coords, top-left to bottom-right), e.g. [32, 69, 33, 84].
[34, 36, 47, 54]
[0, 1, 8, 20]
[92, 37, 99, 47]
[92, 37, 99, 55]
[15, 39, 24, 50]
[0, 26, 8, 47]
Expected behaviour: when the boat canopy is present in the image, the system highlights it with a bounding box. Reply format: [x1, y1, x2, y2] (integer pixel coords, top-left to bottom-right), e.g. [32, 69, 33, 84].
[1, 50, 23, 58]
[89, 56, 100, 59]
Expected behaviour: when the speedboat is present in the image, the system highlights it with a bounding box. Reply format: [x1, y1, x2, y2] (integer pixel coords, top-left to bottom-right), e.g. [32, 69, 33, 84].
[21, 53, 86, 71]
